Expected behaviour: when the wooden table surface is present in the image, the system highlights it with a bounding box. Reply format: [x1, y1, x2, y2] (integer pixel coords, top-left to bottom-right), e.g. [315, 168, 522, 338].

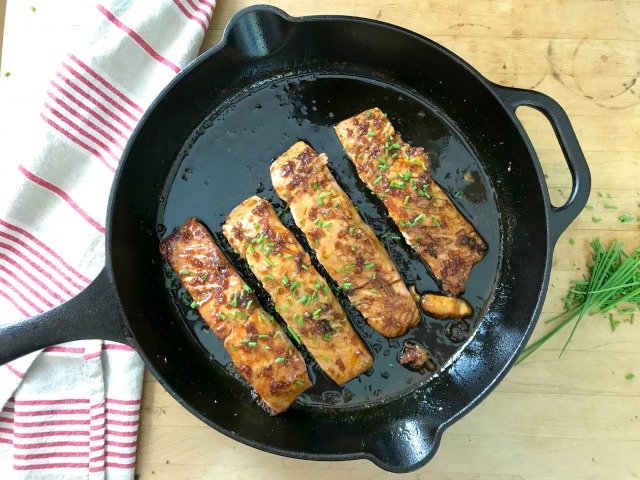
[1, 1, 639, 478]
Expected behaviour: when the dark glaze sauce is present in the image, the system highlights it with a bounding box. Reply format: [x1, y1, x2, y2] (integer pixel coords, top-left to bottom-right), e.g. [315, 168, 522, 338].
[158, 74, 501, 411]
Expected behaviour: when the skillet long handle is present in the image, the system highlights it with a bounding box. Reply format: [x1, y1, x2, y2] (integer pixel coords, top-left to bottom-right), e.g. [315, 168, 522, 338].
[0, 268, 132, 365]
[491, 84, 591, 245]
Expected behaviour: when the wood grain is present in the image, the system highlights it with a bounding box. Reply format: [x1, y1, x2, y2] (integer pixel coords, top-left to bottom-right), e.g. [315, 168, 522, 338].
[1, 0, 639, 478]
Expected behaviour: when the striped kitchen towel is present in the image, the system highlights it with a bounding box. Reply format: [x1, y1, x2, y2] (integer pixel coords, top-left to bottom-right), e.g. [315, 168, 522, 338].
[0, 0, 215, 477]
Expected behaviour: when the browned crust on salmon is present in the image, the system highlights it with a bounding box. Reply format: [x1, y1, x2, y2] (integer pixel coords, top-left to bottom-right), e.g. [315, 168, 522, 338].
[270, 141, 421, 337]
[223, 197, 373, 385]
[159, 218, 311, 414]
[334, 108, 487, 295]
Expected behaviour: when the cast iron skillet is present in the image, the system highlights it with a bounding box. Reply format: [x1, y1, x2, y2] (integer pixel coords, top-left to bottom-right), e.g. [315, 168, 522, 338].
[0, 5, 590, 472]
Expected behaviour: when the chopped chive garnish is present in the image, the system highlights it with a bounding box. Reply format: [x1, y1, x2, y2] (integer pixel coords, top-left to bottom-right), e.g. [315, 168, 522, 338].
[365, 263, 375, 270]
[388, 363, 394, 367]
[179, 269, 190, 275]
[421, 161, 427, 171]
[569, 239, 576, 245]
[275, 357, 285, 363]
[240, 339, 250, 344]
[410, 214, 425, 227]
[432, 217, 441, 227]
[627, 374, 636, 381]
[334, 202, 340, 208]
[246, 300, 253, 309]
[243, 285, 252, 293]
[584, 205, 594, 210]
[367, 131, 376, 136]
[317, 192, 332, 205]
[230, 345, 238, 351]
[236, 311, 248, 319]
[258, 334, 269, 339]
[454, 191, 463, 198]
[323, 285, 329, 295]
[604, 205, 618, 209]
[264, 274, 276, 281]
[247, 341, 257, 347]
[265, 257, 275, 267]
[287, 326, 301, 345]
[349, 227, 355, 236]
[404, 195, 410, 205]
[230, 294, 238, 306]
[248, 245, 255, 253]
[282, 274, 289, 284]
[357, 153, 363, 158]
[190, 301, 197, 309]
[592, 217, 603, 223]
[378, 193, 386, 197]
[313, 308, 322, 317]
[610, 314, 620, 332]
[374, 175, 383, 185]
[219, 313, 227, 320]
[313, 182, 319, 190]
[372, 273, 377, 279]
[285, 254, 293, 259]
[301, 265, 309, 270]
[619, 215, 635, 223]
[343, 283, 352, 290]
[296, 380, 305, 386]
[370, 288, 378, 293]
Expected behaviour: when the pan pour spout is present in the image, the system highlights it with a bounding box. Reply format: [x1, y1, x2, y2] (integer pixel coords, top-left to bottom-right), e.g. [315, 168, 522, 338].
[225, 5, 295, 59]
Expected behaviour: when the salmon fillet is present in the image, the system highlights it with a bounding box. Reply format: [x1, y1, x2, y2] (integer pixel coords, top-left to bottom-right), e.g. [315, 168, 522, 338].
[223, 196, 373, 385]
[335, 107, 487, 295]
[270, 141, 421, 337]
[159, 218, 311, 415]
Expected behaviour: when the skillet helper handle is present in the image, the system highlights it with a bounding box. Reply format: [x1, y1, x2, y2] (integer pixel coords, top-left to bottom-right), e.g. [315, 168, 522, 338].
[491, 84, 591, 244]
[0, 268, 131, 365]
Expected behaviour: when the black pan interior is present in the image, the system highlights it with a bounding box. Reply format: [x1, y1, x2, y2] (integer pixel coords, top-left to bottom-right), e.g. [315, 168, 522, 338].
[160, 74, 502, 408]
[107, 7, 549, 470]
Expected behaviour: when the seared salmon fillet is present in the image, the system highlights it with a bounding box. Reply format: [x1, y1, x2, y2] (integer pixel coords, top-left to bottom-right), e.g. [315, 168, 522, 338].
[223, 197, 373, 385]
[335, 108, 487, 295]
[271, 141, 421, 337]
[159, 218, 311, 415]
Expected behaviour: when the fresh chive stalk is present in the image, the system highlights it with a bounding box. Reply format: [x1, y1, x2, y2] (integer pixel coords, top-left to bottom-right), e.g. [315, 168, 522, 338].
[517, 240, 640, 364]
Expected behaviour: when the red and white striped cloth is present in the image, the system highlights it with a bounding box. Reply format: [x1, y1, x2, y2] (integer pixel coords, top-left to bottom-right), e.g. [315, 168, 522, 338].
[0, 0, 216, 477]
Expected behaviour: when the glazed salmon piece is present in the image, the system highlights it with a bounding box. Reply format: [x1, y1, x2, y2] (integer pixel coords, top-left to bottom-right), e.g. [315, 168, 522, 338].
[335, 108, 487, 295]
[159, 218, 311, 415]
[271, 141, 420, 338]
[223, 197, 373, 385]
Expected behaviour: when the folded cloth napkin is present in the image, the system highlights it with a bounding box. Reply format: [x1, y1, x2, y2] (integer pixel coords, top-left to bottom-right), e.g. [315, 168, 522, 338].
[0, 0, 215, 477]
